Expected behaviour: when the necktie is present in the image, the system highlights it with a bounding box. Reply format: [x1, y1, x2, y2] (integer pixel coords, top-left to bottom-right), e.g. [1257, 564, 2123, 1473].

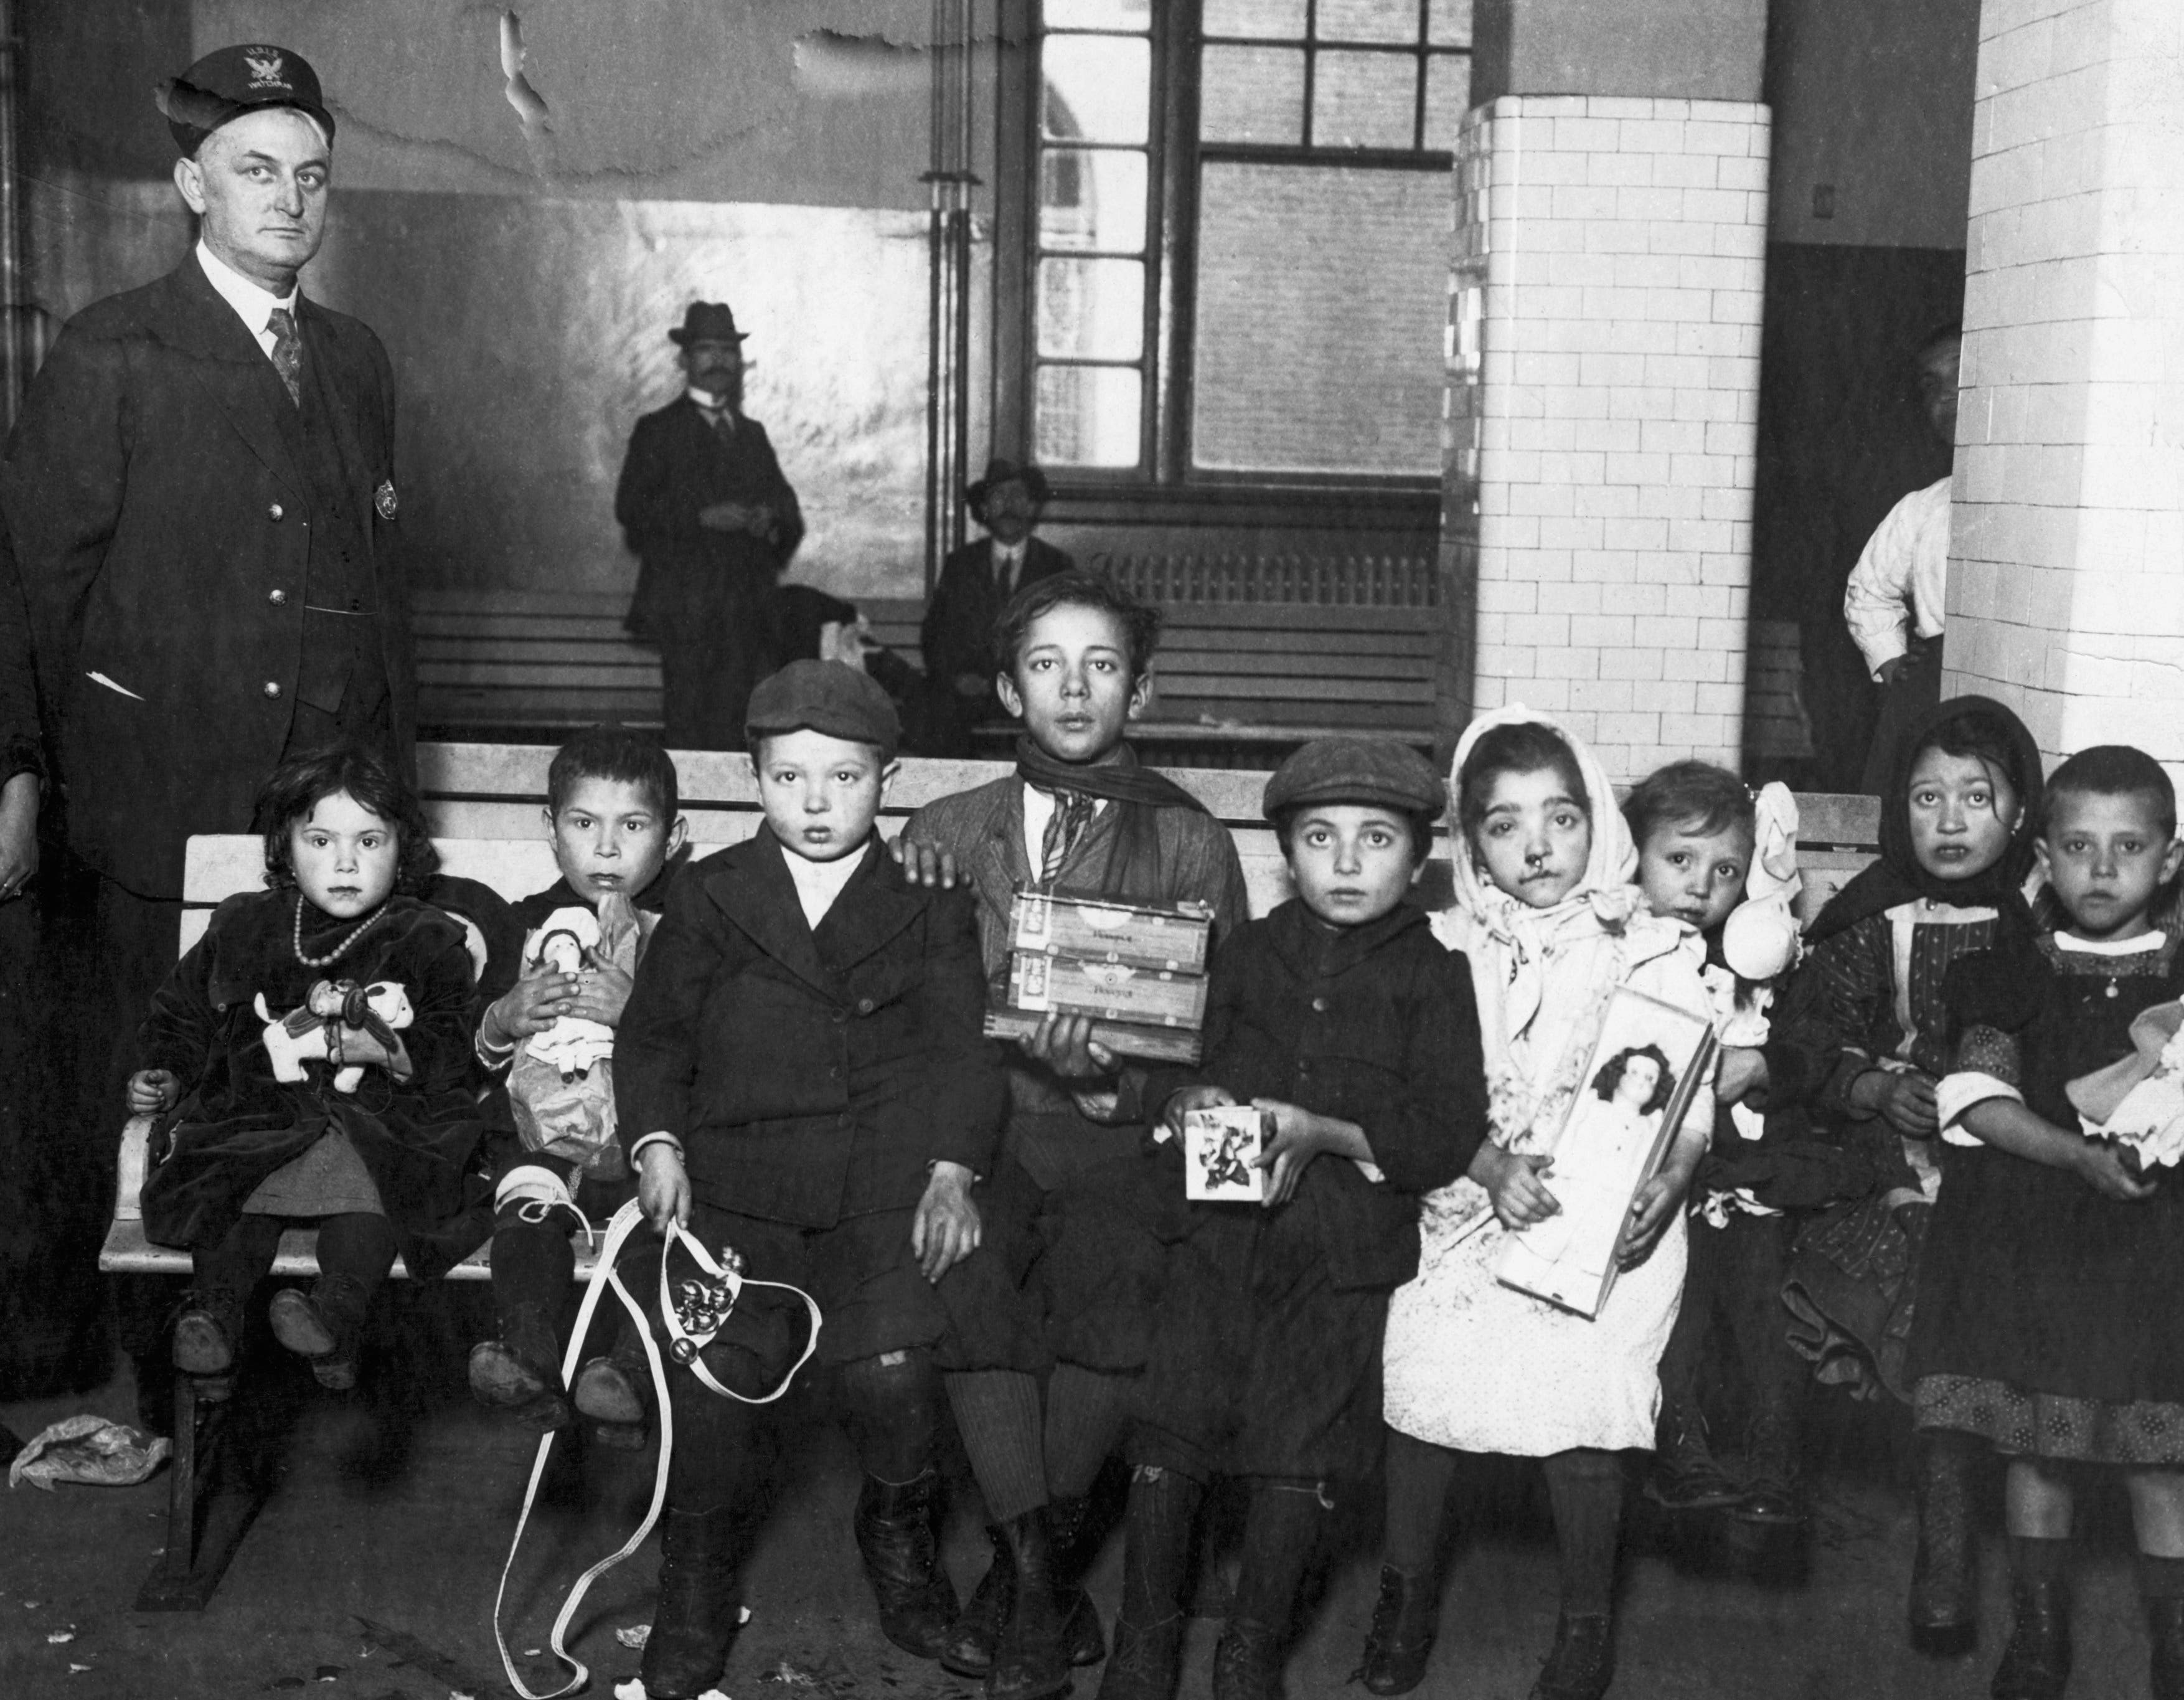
[1038, 788, 1096, 884]
[705, 408, 735, 446]
[996, 549, 1015, 602]
[266, 308, 302, 406]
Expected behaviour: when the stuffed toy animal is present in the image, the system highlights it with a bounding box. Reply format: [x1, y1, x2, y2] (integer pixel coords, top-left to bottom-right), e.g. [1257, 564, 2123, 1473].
[256, 979, 415, 1093]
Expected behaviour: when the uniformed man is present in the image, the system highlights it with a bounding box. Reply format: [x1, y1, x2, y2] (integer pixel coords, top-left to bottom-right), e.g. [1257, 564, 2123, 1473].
[616, 300, 804, 750]
[0, 44, 412, 1418]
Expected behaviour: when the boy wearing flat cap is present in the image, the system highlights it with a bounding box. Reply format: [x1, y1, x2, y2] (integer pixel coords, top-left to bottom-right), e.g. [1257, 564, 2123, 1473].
[1065, 737, 1492, 1700]
[613, 660, 1013, 1699]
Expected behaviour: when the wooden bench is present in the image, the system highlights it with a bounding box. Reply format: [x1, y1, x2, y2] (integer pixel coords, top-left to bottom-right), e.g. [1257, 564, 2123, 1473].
[105, 741, 1881, 1609]
[411, 588, 1439, 759]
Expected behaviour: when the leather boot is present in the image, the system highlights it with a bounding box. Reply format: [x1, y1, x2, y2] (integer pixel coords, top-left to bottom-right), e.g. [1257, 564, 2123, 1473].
[1357, 1565, 1438, 1696]
[1050, 1493, 1108, 1667]
[1731, 1412, 1805, 1527]
[939, 1526, 1015, 1679]
[987, 1508, 1071, 1700]
[1644, 1400, 1736, 1512]
[640, 1506, 744, 1700]
[2148, 1593, 2184, 1700]
[854, 1470, 959, 1660]
[1909, 1436, 1980, 1656]
[1211, 1616, 1284, 1700]
[268, 1272, 370, 1391]
[573, 1323, 654, 1451]
[467, 1302, 571, 1431]
[1530, 1612, 1615, 1700]
[172, 1288, 246, 1381]
[1096, 1467, 1204, 1700]
[1990, 1577, 2070, 1700]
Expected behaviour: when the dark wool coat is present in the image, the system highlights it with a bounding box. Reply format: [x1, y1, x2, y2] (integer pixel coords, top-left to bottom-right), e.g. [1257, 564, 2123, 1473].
[614, 831, 1004, 1227]
[614, 398, 803, 642]
[137, 892, 494, 1277]
[0, 260, 411, 896]
[918, 535, 1075, 755]
[0, 525, 36, 788]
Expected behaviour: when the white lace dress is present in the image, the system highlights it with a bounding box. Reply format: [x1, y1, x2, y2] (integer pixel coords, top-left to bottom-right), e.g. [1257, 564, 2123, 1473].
[1381, 916, 1713, 1456]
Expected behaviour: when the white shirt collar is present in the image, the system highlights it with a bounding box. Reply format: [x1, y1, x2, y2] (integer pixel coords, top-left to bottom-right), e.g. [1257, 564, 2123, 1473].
[196, 241, 297, 337]
[2055, 929, 2168, 955]
[993, 537, 1028, 567]
[780, 839, 867, 929]
[687, 386, 736, 417]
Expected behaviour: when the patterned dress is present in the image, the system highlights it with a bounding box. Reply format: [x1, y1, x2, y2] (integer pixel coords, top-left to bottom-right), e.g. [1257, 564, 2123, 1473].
[1911, 932, 2184, 1463]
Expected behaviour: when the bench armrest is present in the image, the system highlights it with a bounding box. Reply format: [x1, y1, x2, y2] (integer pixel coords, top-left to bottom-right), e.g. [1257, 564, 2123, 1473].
[115, 1115, 154, 1222]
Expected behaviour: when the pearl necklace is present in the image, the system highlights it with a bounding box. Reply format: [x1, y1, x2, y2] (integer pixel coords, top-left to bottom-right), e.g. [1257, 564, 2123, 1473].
[293, 891, 389, 968]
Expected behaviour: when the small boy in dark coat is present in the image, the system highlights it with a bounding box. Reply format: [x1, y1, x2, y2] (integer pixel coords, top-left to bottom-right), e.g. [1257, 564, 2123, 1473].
[1093, 737, 1490, 1700]
[614, 661, 1010, 1700]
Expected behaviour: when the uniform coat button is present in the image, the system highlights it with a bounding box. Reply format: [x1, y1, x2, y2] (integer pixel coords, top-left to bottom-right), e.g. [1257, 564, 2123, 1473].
[268, 503, 283, 521]
[267, 588, 288, 605]
[263, 681, 281, 698]
[1311, 996, 1328, 1013]
[857, 997, 875, 1015]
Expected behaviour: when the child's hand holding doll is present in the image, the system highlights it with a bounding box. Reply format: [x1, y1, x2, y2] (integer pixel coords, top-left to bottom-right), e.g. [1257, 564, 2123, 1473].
[1469, 1143, 1560, 1232]
[483, 958, 581, 1047]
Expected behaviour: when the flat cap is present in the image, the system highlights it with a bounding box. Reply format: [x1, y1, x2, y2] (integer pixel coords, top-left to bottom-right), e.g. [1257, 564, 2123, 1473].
[158, 45, 335, 154]
[1263, 737, 1447, 819]
[746, 660, 899, 760]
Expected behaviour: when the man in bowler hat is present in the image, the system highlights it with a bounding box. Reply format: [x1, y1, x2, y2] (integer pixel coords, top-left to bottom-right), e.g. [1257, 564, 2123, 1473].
[0, 44, 412, 1421]
[919, 457, 1074, 757]
[616, 301, 804, 750]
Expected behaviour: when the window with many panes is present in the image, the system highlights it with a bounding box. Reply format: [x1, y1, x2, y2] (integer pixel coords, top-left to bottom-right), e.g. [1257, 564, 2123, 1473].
[1026, 1, 1472, 484]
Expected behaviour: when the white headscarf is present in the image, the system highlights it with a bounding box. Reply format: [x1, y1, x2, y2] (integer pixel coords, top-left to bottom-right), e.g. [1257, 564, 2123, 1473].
[1437, 706, 1660, 1140]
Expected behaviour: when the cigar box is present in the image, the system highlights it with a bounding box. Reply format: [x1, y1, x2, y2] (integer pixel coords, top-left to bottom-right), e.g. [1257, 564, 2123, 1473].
[1008, 889, 1214, 974]
[1007, 949, 1210, 1029]
[982, 1009, 1203, 1065]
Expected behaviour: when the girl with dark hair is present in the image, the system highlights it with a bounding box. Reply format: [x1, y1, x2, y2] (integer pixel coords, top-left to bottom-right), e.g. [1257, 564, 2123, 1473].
[131, 745, 495, 1391]
[1363, 707, 1717, 1700]
[1770, 694, 2043, 1656]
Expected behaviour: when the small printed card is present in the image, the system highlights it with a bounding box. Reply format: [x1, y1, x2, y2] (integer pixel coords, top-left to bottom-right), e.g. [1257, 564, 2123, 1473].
[1183, 1105, 1269, 1202]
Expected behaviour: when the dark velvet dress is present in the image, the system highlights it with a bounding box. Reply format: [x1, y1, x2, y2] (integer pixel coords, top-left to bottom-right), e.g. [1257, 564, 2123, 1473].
[137, 890, 496, 1278]
[1098, 899, 1488, 1483]
[1910, 933, 2184, 1464]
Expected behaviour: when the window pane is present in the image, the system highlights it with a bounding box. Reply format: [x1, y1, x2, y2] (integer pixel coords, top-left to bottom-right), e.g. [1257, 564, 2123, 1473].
[1200, 44, 1305, 144]
[1037, 257, 1146, 360]
[1312, 50, 1418, 149]
[1423, 54, 1473, 153]
[1317, 0, 1419, 44]
[1192, 163, 1449, 475]
[1043, 0, 1151, 28]
[1035, 366, 1143, 468]
[1429, 0, 1474, 46]
[1039, 148, 1149, 253]
[1041, 35, 1151, 143]
[1202, 0, 1307, 39]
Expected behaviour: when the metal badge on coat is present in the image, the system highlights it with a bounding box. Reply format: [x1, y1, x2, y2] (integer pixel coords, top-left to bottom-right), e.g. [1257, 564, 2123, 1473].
[374, 479, 398, 521]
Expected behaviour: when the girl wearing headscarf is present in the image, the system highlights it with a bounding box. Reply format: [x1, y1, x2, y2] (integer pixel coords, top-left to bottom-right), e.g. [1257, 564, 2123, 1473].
[1772, 693, 2043, 1658]
[1362, 707, 1715, 1700]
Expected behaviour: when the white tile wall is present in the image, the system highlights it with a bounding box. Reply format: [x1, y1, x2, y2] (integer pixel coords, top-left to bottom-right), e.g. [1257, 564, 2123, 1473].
[1443, 94, 1771, 783]
[1944, 0, 2184, 769]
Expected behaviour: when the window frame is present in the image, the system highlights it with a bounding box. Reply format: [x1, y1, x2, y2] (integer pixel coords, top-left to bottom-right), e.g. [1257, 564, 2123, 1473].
[995, 0, 1465, 505]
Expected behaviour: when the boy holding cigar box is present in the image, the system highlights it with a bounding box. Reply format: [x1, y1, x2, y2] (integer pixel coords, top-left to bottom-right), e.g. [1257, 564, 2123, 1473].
[900, 572, 1247, 1699]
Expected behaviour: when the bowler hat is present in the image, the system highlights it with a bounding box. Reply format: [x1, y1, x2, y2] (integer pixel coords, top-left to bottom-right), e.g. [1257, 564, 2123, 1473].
[966, 458, 1052, 519]
[1263, 737, 1447, 819]
[669, 302, 749, 347]
[158, 45, 335, 155]
[746, 660, 899, 761]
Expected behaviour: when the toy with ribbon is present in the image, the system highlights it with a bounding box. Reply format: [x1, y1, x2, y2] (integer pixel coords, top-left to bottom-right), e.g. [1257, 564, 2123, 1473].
[256, 979, 413, 1093]
[491, 1201, 822, 1700]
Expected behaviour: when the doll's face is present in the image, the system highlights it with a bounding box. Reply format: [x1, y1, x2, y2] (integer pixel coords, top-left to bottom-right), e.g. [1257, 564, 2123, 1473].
[1614, 1054, 1662, 1111]
[1636, 817, 1754, 935]
[1906, 747, 2018, 882]
[289, 790, 398, 919]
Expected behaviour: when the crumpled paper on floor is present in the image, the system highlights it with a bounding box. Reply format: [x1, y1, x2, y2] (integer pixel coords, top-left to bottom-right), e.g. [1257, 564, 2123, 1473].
[7, 1417, 170, 1490]
[612, 1682, 727, 1700]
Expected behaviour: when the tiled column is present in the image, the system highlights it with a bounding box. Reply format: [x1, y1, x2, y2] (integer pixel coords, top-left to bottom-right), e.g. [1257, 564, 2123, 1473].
[1942, 0, 2184, 767]
[1443, 97, 1770, 781]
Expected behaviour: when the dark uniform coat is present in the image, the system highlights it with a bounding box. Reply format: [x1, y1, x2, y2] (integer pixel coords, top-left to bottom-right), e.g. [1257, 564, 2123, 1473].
[614, 397, 803, 750]
[0, 259, 410, 898]
[919, 534, 1075, 756]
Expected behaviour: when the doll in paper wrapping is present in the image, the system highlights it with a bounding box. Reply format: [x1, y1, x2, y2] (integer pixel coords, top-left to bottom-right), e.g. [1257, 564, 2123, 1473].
[506, 897, 639, 1174]
[2066, 999, 2184, 1170]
